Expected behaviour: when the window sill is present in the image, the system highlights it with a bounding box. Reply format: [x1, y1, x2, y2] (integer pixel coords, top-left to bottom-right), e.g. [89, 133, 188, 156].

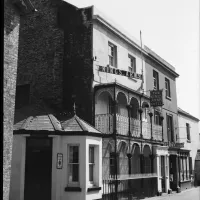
[65, 187, 82, 192]
[180, 179, 191, 183]
[87, 186, 101, 192]
[166, 96, 171, 101]
[128, 77, 137, 82]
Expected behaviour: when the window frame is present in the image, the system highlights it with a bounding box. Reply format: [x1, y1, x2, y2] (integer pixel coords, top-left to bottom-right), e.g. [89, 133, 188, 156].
[68, 144, 80, 187]
[153, 70, 159, 90]
[165, 78, 171, 99]
[166, 114, 174, 142]
[128, 54, 136, 73]
[186, 123, 191, 141]
[88, 145, 95, 185]
[108, 42, 117, 67]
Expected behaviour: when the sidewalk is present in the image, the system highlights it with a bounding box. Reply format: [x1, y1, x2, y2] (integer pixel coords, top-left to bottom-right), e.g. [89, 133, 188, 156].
[145, 186, 200, 200]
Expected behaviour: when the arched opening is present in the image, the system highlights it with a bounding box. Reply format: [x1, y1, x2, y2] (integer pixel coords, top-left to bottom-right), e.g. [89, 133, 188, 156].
[102, 142, 114, 179]
[96, 91, 113, 115]
[116, 92, 128, 117]
[95, 91, 113, 134]
[118, 141, 128, 175]
[131, 144, 141, 174]
[130, 97, 139, 119]
[142, 102, 150, 122]
[143, 145, 151, 173]
[116, 92, 128, 135]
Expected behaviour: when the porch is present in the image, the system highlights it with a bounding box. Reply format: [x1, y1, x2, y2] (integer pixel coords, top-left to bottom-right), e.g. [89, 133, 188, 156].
[94, 82, 163, 142]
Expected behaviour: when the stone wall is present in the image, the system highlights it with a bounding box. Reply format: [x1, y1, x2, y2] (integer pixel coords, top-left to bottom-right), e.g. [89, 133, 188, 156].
[4, 0, 20, 199]
[58, 1, 94, 124]
[16, 0, 64, 114]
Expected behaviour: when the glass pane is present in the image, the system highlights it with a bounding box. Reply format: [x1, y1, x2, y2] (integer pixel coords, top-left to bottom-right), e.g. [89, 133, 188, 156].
[69, 146, 79, 163]
[69, 164, 79, 182]
[89, 147, 94, 163]
[89, 164, 94, 181]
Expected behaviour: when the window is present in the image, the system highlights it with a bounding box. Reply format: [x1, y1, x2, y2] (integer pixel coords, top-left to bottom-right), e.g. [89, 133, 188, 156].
[154, 110, 161, 125]
[167, 114, 174, 142]
[89, 146, 94, 183]
[110, 153, 115, 177]
[68, 145, 79, 185]
[128, 55, 136, 73]
[165, 78, 171, 98]
[153, 70, 159, 90]
[186, 123, 191, 141]
[108, 42, 117, 67]
[15, 84, 30, 109]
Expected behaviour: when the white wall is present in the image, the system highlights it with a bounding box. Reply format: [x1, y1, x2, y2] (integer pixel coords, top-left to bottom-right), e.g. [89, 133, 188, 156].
[10, 135, 26, 200]
[93, 21, 146, 93]
[178, 113, 200, 168]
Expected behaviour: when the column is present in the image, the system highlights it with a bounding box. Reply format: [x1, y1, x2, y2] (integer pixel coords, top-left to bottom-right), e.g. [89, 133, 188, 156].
[156, 155, 162, 194]
[165, 155, 170, 193]
[138, 107, 143, 138]
[176, 155, 181, 192]
[177, 153, 181, 193]
[148, 110, 153, 140]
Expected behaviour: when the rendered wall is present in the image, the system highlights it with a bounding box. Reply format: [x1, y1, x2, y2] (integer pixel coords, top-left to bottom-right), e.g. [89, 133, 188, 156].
[93, 20, 145, 92]
[145, 58, 179, 142]
[177, 113, 199, 169]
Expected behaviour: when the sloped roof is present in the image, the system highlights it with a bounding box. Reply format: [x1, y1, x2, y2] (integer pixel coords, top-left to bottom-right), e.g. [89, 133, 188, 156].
[178, 107, 199, 122]
[14, 114, 62, 131]
[61, 115, 101, 134]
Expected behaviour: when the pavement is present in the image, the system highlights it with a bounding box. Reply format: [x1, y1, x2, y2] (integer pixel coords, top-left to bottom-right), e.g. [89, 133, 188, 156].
[145, 186, 200, 200]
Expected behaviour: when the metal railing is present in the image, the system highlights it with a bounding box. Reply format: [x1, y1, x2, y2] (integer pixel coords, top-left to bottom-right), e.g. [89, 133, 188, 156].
[95, 114, 162, 141]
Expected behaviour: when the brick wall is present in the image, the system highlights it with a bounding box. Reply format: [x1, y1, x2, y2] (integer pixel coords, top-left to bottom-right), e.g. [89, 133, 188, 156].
[16, 0, 64, 115]
[4, 0, 20, 199]
[58, 1, 94, 124]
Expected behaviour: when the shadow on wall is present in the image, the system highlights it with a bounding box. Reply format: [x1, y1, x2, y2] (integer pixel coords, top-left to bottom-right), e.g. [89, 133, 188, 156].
[194, 150, 200, 186]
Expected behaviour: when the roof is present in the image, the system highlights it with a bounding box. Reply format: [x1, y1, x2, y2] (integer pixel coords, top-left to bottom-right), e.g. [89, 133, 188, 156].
[178, 107, 199, 122]
[61, 115, 101, 134]
[14, 104, 102, 135]
[14, 114, 62, 131]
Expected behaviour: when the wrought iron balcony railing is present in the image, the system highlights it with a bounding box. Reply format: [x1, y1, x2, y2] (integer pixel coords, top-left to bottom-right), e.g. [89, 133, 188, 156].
[95, 114, 162, 141]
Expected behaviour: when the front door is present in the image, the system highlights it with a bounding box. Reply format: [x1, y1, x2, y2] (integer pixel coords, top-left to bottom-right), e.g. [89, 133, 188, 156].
[24, 137, 52, 200]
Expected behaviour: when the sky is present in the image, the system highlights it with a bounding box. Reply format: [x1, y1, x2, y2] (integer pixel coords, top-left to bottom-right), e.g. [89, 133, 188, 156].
[65, 0, 200, 122]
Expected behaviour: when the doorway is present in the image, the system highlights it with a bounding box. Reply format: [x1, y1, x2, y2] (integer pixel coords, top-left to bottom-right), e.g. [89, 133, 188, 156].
[161, 156, 165, 192]
[24, 137, 52, 200]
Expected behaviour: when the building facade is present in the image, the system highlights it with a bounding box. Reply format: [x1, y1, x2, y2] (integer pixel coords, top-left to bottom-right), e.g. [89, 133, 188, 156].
[8, 0, 195, 200]
[177, 108, 200, 190]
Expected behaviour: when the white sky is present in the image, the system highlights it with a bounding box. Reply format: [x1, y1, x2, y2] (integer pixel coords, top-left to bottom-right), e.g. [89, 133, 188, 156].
[65, 0, 200, 121]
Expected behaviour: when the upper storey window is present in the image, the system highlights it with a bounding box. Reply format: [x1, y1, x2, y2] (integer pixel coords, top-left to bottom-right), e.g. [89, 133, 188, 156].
[108, 42, 117, 67]
[165, 78, 171, 98]
[153, 70, 159, 90]
[128, 55, 136, 73]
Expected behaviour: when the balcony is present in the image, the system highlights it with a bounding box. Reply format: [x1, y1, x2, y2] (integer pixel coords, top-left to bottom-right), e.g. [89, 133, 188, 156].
[95, 114, 162, 141]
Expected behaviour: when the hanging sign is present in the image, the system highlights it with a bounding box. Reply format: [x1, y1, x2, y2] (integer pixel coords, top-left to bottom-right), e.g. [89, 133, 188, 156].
[56, 153, 63, 169]
[98, 65, 143, 80]
[150, 90, 163, 107]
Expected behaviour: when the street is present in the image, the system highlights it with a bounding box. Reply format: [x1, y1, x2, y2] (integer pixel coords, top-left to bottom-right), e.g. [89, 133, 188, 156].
[147, 187, 200, 200]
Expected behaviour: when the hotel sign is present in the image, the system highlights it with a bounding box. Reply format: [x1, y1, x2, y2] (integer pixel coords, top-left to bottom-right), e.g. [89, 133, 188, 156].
[163, 142, 184, 148]
[150, 90, 163, 107]
[98, 65, 143, 80]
